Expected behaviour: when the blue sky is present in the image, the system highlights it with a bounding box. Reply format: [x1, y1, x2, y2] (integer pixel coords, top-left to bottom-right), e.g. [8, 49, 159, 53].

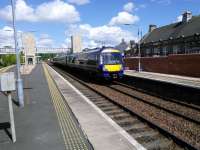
[0, 0, 199, 50]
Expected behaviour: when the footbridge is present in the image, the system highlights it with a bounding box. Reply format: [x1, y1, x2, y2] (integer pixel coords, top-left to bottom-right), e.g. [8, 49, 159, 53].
[0, 47, 70, 54]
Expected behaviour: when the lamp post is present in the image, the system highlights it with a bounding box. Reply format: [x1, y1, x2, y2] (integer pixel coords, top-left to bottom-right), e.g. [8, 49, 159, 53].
[123, 24, 142, 72]
[138, 28, 143, 72]
[11, 0, 24, 107]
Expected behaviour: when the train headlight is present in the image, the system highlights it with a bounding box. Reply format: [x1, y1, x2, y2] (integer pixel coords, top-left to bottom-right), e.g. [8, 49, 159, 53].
[120, 65, 123, 71]
[103, 66, 108, 71]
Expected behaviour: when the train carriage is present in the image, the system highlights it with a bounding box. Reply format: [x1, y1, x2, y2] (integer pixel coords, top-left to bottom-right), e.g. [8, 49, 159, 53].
[53, 47, 124, 80]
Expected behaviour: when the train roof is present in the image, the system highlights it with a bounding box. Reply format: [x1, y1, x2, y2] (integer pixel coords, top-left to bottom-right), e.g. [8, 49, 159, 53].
[80, 47, 121, 54]
[54, 47, 121, 59]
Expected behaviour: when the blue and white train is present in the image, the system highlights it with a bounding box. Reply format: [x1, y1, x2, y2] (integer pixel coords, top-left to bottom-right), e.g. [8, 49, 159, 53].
[52, 47, 124, 79]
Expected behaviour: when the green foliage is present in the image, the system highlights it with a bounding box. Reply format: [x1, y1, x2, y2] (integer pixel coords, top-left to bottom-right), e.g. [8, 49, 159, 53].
[0, 54, 16, 67]
[0, 52, 25, 67]
[38, 53, 56, 61]
[20, 52, 25, 64]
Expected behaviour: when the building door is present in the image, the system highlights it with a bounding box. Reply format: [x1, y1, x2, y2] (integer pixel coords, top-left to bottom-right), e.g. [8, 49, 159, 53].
[28, 58, 33, 65]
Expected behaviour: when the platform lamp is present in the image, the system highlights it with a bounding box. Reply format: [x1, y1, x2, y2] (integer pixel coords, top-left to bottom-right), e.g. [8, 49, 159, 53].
[123, 24, 142, 72]
[11, 0, 24, 107]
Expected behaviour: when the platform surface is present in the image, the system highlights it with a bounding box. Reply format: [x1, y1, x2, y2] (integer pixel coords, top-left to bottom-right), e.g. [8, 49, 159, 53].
[125, 70, 200, 89]
[0, 64, 92, 150]
[46, 64, 146, 150]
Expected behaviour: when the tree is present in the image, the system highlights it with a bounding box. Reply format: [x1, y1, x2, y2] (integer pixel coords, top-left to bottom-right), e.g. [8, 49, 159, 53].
[0, 54, 16, 67]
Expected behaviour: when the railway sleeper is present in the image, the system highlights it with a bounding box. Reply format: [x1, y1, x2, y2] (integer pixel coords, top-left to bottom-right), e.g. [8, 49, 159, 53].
[105, 109, 125, 116]
[132, 130, 159, 139]
[136, 132, 161, 143]
[109, 113, 131, 120]
[144, 137, 175, 150]
[117, 118, 140, 127]
[124, 123, 148, 132]
[84, 94, 103, 99]
[96, 103, 115, 108]
[89, 97, 106, 102]
[128, 126, 151, 135]
[100, 106, 119, 111]
[93, 101, 111, 105]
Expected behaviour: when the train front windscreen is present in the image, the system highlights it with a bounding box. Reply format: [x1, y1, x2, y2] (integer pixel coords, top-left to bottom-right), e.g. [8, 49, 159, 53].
[102, 53, 122, 65]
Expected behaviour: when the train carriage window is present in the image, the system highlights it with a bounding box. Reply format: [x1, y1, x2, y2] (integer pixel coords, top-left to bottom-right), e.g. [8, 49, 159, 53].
[72, 56, 76, 63]
[87, 53, 98, 65]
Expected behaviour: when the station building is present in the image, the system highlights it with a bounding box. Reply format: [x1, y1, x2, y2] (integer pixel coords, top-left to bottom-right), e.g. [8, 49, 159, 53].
[127, 11, 200, 57]
[22, 33, 36, 65]
[125, 11, 200, 77]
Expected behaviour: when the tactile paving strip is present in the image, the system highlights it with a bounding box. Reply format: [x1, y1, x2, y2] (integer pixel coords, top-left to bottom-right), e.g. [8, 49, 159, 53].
[43, 64, 93, 150]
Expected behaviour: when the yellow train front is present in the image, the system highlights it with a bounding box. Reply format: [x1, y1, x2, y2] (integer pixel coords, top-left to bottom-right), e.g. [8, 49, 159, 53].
[99, 48, 124, 79]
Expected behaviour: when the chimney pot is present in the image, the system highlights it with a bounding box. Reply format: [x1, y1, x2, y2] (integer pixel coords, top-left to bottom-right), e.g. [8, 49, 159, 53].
[149, 24, 157, 32]
[182, 11, 192, 23]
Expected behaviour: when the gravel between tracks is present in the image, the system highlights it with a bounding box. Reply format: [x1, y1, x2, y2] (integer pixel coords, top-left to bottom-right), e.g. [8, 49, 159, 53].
[110, 84, 200, 123]
[87, 83, 200, 149]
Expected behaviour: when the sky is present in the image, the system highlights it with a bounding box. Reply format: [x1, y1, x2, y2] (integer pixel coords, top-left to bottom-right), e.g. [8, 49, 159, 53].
[0, 0, 199, 50]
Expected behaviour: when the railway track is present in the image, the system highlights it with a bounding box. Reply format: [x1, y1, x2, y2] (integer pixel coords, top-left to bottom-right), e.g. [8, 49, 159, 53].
[109, 81, 200, 124]
[121, 75, 200, 106]
[50, 64, 200, 150]
[116, 79, 200, 111]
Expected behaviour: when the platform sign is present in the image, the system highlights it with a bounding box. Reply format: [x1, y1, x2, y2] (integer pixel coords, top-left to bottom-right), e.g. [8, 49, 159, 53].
[0, 72, 15, 92]
[0, 72, 16, 143]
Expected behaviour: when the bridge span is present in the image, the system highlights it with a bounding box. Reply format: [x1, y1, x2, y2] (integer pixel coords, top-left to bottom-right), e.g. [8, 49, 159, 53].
[0, 47, 70, 54]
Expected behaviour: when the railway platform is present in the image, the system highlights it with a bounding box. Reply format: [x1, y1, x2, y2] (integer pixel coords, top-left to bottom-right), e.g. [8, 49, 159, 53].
[0, 64, 92, 150]
[0, 63, 145, 150]
[124, 70, 200, 89]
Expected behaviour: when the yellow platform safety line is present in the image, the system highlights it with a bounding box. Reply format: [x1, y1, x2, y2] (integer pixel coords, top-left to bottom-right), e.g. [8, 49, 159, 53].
[43, 64, 90, 150]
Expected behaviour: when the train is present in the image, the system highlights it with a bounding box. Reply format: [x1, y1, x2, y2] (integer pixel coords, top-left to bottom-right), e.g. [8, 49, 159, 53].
[52, 47, 124, 80]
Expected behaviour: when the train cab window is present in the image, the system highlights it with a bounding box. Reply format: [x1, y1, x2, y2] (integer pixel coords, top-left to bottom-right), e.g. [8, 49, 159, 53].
[102, 53, 122, 65]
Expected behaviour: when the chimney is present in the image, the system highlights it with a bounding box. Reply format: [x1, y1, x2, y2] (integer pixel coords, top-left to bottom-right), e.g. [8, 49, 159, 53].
[182, 11, 192, 23]
[149, 24, 157, 32]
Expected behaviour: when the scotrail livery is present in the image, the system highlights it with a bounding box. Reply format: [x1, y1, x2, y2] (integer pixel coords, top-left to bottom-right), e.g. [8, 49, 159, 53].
[53, 47, 124, 80]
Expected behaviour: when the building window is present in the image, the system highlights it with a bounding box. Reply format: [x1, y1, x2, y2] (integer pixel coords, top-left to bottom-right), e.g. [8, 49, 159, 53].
[146, 49, 151, 56]
[173, 45, 178, 54]
[178, 43, 186, 54]
[163, 46, 167, 56]
[167, 45, 173, 54]
[154, 47, 159, 55]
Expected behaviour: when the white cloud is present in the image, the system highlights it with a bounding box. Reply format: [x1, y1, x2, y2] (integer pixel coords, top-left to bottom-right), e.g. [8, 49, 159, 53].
[109, 11, 139, 26]
[0, 27, 59, 51]
[176, 15, 183, 22]
[150, 0, 171, 5]
[123, 2, 135, 12]
[0, 0, 80, 23]
[35, 0, 80, 23]
[65, 24, 137, 48]
[37, 34, 54, 48]
[0, 26, 14, 48]
[68, 0, 90, 5]
[0, 0, 37, 22]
